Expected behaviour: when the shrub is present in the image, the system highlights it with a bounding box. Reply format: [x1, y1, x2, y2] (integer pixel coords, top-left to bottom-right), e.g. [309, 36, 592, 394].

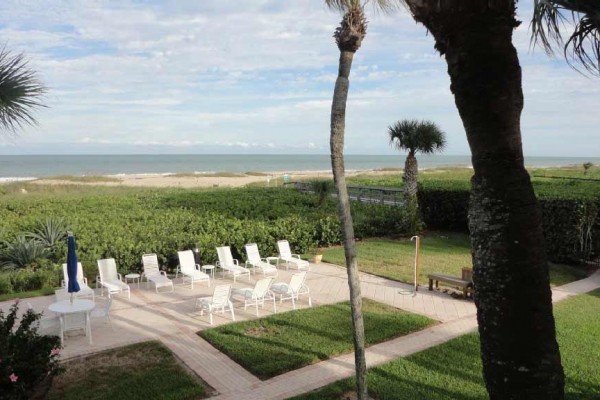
[0, 301, 62, 400]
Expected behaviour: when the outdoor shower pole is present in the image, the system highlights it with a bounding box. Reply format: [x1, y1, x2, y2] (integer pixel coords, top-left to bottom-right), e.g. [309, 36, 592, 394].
[411, 236, 421, 291]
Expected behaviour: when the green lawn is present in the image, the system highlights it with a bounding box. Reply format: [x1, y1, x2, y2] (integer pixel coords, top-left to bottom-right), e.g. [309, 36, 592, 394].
[292, 288, 600, 399]
[0, 288, 55, 302]
[199, 299, 435, 379]
[48, 341, 207, 400]
[320, 233, 587, 287]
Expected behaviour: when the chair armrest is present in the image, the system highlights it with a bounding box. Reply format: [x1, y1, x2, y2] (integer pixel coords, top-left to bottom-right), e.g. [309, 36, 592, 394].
[291, 254, 302, 259]
[233, 259, 239, 265]
[117, 273, 123, 280]
[195, 263, 201, 271]
[245, 261, 252, 268]
[216, 261, 221, 267]
[82, 277, 88, 285]
[61, 279, 66, 287]
[160, 271, 168, 276]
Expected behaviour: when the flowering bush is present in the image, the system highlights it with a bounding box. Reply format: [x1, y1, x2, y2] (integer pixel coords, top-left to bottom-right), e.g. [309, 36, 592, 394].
[0, 301, 62, 400]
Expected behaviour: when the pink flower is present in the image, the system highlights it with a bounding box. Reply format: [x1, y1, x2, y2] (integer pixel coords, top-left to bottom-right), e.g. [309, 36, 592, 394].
[9, 373, 18, 383]
[50, 348, 61, 356]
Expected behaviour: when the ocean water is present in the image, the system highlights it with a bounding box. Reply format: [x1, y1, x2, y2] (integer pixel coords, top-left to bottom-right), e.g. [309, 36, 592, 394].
[1, 154, 599, 180]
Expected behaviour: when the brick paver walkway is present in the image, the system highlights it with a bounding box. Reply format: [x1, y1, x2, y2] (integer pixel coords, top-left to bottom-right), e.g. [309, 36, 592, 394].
[2, 266, 598, 399]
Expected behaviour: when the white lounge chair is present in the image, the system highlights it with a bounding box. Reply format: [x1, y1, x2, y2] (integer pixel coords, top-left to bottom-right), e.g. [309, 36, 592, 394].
[277, 240, 310, 270]
[62, 262, 95, 301]
[97, 258, 131, 299]
[216, 246, 251, 283]
[177, 250, 210, 289]
[196, 284, 235, 325]
[142, 253, 174, 293]
[232, 277, 276, 316]
[244, 243, 278, 277]
[271, 271, 312, 310]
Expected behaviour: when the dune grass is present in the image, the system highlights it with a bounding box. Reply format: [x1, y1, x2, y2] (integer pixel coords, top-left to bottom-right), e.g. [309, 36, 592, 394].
[199, 299, 435, 379]
[40, 175, 120, 183]
[321, 233, 587, 288]
[292, 288, 600, 400]
[48, 341, 207, 400]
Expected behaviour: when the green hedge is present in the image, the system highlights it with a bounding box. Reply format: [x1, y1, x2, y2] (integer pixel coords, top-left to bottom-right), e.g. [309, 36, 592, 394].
[417, 186, 600, 264]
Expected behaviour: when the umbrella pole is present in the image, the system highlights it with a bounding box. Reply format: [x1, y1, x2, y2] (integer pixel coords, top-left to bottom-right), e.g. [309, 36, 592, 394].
[70, 292, 74, 304]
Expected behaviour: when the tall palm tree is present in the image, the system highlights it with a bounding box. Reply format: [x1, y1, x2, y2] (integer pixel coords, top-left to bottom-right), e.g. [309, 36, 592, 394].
[388, 119, 446, 202]
[0, 46, 46, 134]
[399, 1, 565, 398]
[325, 1, 398, 398]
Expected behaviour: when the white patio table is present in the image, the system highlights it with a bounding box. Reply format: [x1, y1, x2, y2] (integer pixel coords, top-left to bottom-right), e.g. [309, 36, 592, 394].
[48, 299, 95, 345]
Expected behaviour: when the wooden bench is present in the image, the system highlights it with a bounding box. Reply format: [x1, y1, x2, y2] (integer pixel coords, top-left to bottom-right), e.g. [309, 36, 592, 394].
[428, 268, 474, 298]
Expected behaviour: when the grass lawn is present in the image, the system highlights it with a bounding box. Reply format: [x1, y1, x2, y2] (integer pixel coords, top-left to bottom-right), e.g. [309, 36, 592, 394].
[321, 233, 588, 287]
[292, 288, 600, 400]
[48, 341, 208, 400]
[199, 299, 435, 379]
[0, 288, 55, 302]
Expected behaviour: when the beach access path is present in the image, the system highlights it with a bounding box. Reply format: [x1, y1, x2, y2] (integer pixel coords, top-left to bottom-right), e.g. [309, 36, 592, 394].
[4, 264, 599, 399]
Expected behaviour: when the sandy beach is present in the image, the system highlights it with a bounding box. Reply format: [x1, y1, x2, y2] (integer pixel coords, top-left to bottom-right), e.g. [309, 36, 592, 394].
[29, 170, 391, 188]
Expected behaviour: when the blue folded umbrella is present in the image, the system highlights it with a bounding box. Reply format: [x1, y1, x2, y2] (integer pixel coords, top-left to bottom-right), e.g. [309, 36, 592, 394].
[67, 234, 80, 295]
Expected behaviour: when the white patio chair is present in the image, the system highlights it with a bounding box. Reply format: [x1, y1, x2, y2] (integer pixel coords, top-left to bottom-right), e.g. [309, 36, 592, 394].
[271, 271, 312, 310]
[62, 262, 95, 301]
[54, 288, 71, 301]
[48, 294, 89, 344]
[91, 296, 113, 329]
[216, 246, 251, 283]
[232, 277, 276, 316]
[196, 284, 235, 325]
[244, 243, 278, 277]
[177, 250, 210, 289]
[277, 240, 310, 270]
[97, 258, 131, 299]
[142, 253, 174, 293]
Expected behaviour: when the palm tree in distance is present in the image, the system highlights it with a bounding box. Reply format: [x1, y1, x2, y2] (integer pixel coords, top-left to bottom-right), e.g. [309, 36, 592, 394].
[0, 46, 46, 134]
[325, 1, 399, 398]
[388, 119, 446, 202]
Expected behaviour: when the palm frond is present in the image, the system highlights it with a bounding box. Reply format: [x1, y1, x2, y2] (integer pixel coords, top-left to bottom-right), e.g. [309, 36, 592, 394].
[0, 46, 47, 133]
[325, 0, 404, 14]
[25, 218, 69, 247]
[388, 119, 446, 155]
[530, 0, 600, 76]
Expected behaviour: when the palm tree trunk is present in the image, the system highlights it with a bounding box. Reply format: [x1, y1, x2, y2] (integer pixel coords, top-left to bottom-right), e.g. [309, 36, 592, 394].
[331, 49, 368, 400]
[406, 1, 565, 399]
[403, 150, 418, 201]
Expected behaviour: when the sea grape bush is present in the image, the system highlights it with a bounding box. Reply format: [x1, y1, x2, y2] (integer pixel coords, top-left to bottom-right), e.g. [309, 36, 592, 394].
[0, 186, 415, 292]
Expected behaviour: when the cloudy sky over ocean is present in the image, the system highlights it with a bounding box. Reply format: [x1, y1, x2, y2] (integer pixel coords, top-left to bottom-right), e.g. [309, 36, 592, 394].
[0, 1, 597, 156]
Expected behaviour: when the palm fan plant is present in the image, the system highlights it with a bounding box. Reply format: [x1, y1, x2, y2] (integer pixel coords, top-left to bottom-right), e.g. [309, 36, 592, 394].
[0, 46, 46, 133]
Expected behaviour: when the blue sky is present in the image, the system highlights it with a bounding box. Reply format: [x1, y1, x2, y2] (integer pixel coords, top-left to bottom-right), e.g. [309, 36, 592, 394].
[0, 1, 598, 156]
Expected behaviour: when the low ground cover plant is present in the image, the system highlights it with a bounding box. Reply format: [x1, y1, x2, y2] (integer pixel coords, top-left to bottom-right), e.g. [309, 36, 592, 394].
[47, 341, 207, 400]
[199, 299, 434, 379]
[292, 288, 600, 400]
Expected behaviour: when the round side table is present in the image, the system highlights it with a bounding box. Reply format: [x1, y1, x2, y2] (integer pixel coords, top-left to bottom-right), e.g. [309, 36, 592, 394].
[201, 265, 215, 279]
[124, 273, 141, 288]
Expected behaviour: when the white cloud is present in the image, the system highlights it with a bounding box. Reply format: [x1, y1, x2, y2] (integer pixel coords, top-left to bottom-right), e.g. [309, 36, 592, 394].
[0, 0, 597, 157]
